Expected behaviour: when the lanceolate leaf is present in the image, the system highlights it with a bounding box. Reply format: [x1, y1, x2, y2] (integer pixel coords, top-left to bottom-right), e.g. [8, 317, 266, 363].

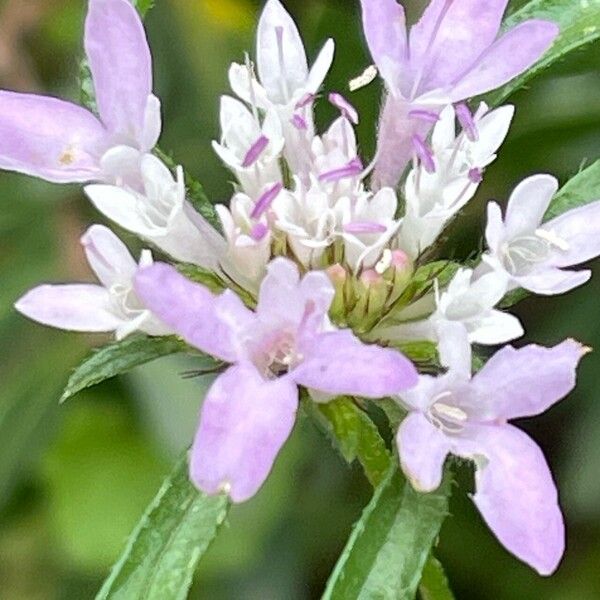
[419, 554, 456, 600]
[545, 160, 600, 220]
[307, 396, 391, 487]
[96, 456, 229, 600]
[487, 0, 600, 105]
[322, 467, 452, 600]
[61, 335, 216, 402]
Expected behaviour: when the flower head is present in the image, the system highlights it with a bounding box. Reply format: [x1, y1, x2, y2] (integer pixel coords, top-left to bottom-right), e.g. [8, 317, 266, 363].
[135, 258, 418, 502]
[395, 324, 584, 575]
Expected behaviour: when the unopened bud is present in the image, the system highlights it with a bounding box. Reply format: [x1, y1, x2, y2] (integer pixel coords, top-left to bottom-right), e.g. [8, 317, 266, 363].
[327, 264, 348, 323]
[348, 269, 388, 328]
[388, 250, 414, 303]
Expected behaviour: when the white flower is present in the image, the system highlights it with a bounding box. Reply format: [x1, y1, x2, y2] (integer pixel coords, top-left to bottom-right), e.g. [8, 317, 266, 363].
[398, 103, 514, 258]
[480, 174, 600, 295]
[374, 268, 522, 346]
[212, 96, 284, 198]
[216, 189, 276, 290]
[340, 188, 400, 271]
[15, 225, 171, 340]
[85, 154, 224, 270]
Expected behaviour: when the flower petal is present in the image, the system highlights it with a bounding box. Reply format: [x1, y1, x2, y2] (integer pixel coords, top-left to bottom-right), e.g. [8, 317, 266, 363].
[449, 20, 559, 101]
[292, 330, 418, 397]
[134, 262, 250, 362]
[81, 224, 139, 288]
[306, 38, 335, 94]
[190, 364, 298, 503]
[359, 0, 407, 93]
[0, 91, 105, 183]
[410, 0, 508, 91]
[85, 0, 153, 144]
[397, 412, 450, 492]
[471, 424, 565, 576]
[504, 174, 558, 238]
[15, 284, 122, 332]
[256, 0, 308, 104]
[472, 339, 583, 420]
[544, 200, 600, 268]
[484, 201, 505, 253]
[468, 309, 524, 345]
[516, 267, 591, 295]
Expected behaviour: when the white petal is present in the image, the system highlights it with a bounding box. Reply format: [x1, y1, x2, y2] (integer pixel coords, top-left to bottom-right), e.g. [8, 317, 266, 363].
[306, 38, 335, 93]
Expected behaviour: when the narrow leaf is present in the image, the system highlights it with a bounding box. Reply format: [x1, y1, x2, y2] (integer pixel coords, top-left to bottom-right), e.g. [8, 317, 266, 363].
[61, 335, 216, 402]
[419, 554, 456, 600]
[307, 396, 391, 486]
[488, 0, 600, 105]
[96, 456, 229, 600]
[323, 467, 452, 600]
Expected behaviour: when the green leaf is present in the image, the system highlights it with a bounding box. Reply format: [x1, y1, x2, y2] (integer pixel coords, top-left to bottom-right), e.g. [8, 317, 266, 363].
[96, 455, 229, 600]
[61, 335, 216, 402]
[133, 0, 155, 16]
[545, 159, 600, 220]
[487, 0, 600, 106]
[419, 554, 456, 600]
[322, 467, 452, 600]
[306, 396, 391, 487]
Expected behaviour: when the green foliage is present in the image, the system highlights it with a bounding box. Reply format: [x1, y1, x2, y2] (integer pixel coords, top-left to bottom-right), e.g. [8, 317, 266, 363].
[322, 467, 452, 600]
[134, 0, 155, 17]
[96, 456, 229, 600]
[60, 335, 214, 403]
[42, 402, 167, 572]
[419, 555, 456, 600]
[487, 0, 600, 105]
[545, 160, 600, 220]
[307, 396, 391, 487]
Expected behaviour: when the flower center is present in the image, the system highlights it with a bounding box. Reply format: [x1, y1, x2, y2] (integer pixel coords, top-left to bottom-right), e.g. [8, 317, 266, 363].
[427, 391, 468, 435]
[502, 228, 569, 276]
[254, 330, 303, 378]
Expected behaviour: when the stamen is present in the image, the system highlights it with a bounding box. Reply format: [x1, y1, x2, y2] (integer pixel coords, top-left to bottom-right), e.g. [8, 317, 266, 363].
[318, 157, 364, 182]
[291, 114, 308, 130]
[455, 103, 479, 142]
[411, 134, 436, 174]
[241, 135, 269, 167]
[343, 221, 387, 235]
[251, 182, 283, 219]
[535, 228, 570, 251]
[250, 222, 269, 241]
[295, 93, 316, 109]
[408, 109, 440, 124]
[329, 92, 359, 125]
[468, 167, 483, 184]
[349, 65, 378, 92]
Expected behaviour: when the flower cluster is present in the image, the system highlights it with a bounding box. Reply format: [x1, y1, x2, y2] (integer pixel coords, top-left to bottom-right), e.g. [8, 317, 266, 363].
[4, 0, 600, 577]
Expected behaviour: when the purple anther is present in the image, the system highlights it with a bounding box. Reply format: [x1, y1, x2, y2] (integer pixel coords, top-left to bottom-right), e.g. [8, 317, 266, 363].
[468, 167, 483, 184]
[250, 182, 283, 219]
[455, 103, 479, 142]
[291, 114, 308, 130]
[408, 109, 440, 124]
[295, 93, 316, 109]
[241, 135, 269, 168]
[329, 92, 359, 125]
[319, 157, 364, 183]
[343, 221, 387, 235]
[411, 135, 435, 174]
[250, 222, 269, 241]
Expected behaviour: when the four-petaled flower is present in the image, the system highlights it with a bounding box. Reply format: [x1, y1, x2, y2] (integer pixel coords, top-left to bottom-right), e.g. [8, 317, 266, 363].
[135, 258, 418, 502]
[395, 323, 584, 575]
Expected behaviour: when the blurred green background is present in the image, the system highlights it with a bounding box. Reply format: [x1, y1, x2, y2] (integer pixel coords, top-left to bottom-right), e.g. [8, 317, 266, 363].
[0, 0, 599, 598]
